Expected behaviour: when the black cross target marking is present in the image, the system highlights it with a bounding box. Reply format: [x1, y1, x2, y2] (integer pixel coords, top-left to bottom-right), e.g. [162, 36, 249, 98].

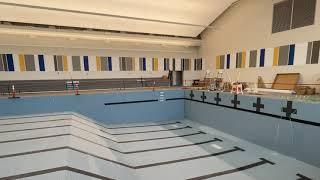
[201, 92, 207, 102]
[215, 93, 222, 104]
[282, 101, 297, 118]
[231, 95, 240, 108]
[190, 90, 195, 99]
[253, 97, 264, 112]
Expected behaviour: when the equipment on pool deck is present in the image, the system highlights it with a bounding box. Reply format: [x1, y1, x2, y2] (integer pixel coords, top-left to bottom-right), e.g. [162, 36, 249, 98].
[231, 83, 244, 94]
[8, 85, 20, 99]
[272, 73, 300, 90]
[226, 71, 244, 95]
[209, 71, 224, 91]
[66, 81, 80, 95]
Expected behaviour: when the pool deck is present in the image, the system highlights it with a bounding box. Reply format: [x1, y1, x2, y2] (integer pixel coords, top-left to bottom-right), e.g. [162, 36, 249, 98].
[2, 86, 320, 103]
[0, 87, 185, 98]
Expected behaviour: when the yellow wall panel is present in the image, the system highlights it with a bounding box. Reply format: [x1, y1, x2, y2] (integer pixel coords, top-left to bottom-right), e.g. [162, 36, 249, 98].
[273, 47, 279, 66]
[216, 56, 220, 69]
[153, 58, 158, 71]
[63, 56, 68, 71]
[96, 56, 101, 71]
[241, 52, 246, 68]
[19, 54, 26, 72]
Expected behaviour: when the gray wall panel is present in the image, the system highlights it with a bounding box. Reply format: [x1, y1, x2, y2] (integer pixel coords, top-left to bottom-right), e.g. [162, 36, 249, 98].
[278, 46, 289, 66]
[249, 50, 257, 67]
[72, 56, 81, 71]
[25, 55, 36, 71]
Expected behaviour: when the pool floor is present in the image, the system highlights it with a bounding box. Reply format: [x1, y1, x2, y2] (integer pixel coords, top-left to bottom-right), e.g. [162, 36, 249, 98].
[0, 113, 319, 180]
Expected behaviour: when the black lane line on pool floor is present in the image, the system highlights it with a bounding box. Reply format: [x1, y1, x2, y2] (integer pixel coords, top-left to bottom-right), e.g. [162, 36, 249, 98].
[186, 158, 275, 180]
[297, 173, 313, 180]
[0, 117, 181, 130]
[0, 117, 183, 133]
[185, 98, 320, 127]
[0, 166, 115, 180]
[0, 123, 205, 144]
[0, 130, 206, 144]
[0, 119, 191, 136]
[0, 145, 242, 170]
[0, 131, 222, 155]
[0, 112, 183, 131]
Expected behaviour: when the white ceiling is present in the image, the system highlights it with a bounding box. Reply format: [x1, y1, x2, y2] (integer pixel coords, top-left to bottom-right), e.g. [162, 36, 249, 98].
[0, 0, 237, 37]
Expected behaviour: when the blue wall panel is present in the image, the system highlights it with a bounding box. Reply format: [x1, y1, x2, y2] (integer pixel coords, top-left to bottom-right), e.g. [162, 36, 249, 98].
[108, 57, 112, 71]
[226, 54, 231, 69]
[143, 58, 146, 71]
[260, 49, 265, 67]
[6, 54, 14, 71]
[38, 55, 45, 71]
[288, 44, 295, 65]
[83, 56, 89, 71]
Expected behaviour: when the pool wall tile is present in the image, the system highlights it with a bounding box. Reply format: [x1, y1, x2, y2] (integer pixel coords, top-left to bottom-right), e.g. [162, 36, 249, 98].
[185, 90, 320, 168]
[0, 90, 184, 124]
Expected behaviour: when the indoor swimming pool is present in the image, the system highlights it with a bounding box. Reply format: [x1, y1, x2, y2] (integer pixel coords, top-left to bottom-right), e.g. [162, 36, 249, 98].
[0, 89, 319, 179]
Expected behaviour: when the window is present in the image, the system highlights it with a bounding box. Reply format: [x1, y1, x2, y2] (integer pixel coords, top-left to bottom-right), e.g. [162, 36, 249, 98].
[54, 55, 68, 71]
[292, 0, 316, 29]
[139, 58, 146, 71]
[181, 58, 191, 71]
[0, 54, 14, 71]
[164, 58, 170, 71]
[306, 41, 320, 64]
[38, 55, 45, 71]
[194, 58, 202, 71]
[97, 56, 112, 71]
[119, 57, 134, 71]
[152, 58, 158, 71]
[72, 56, 81, 71]
[272, 0, 316, 33]
[216, 55, 225, 69]
[19, 54, 36, 71]
[249, 50, 257, 68]
[83, 56, 89, 71]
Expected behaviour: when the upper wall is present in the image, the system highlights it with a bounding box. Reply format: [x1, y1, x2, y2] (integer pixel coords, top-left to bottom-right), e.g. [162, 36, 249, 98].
[200, 0, 320, 86]
[0, 40, 203, 82]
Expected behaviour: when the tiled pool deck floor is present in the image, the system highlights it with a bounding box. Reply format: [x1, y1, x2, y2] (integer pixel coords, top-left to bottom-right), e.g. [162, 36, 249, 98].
[0, 113, 319, 180]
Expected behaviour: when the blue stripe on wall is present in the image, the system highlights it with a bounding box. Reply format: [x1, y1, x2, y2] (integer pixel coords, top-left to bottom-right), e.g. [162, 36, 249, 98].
[260, 49, 265, 67]
[226, 54, 230, 69]
[83, 56, 89, 71]
[108, 57, 112, 71]
[143, 58, 146, 71]
[288, 44, 295, 65]
[6, 54, 14, 71]
[38, 55, 45, 71]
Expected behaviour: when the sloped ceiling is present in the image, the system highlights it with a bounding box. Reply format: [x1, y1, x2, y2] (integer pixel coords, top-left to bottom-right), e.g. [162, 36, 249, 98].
[0, 0, 238, 37]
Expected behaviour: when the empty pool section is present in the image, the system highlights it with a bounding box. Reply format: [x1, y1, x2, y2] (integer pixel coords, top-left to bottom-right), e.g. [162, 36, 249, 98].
[0, 90, 320, 179]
